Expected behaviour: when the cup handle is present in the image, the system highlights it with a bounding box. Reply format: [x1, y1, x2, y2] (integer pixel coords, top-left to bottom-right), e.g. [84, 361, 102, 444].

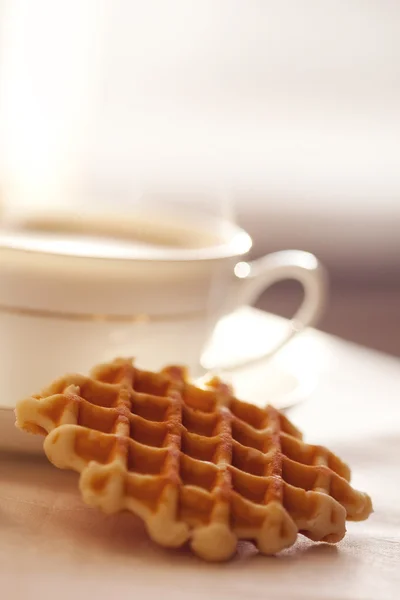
[207, 250, 327, 372]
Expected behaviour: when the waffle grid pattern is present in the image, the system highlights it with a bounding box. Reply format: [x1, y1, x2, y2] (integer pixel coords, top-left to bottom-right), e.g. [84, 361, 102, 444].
[15, 358, 373, 561]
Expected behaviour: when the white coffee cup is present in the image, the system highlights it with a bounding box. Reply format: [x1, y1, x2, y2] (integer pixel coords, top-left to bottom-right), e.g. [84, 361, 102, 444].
[0, 206, 327, 404]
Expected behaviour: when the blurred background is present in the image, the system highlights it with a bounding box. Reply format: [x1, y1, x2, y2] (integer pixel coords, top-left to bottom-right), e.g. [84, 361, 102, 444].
[0, 0, 399, 354]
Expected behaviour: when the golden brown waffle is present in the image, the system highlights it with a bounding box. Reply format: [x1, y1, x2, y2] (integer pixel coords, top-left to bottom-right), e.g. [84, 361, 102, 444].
[15, 358, 372, 561]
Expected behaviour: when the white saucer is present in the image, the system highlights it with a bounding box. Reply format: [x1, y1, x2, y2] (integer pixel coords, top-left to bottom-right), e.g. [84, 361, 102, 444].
[0, 307, 323, 455]
[203, 306, 320, 409]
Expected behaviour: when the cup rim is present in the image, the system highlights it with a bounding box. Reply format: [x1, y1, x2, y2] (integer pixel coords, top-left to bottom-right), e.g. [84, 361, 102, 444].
[0, 213, 252, 263]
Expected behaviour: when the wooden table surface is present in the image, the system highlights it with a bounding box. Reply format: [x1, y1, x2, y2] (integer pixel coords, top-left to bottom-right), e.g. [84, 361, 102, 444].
[1, 311, 399, 600]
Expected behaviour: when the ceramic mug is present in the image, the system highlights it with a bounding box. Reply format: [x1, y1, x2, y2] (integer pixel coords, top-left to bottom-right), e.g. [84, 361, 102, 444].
[0, 207, 327, 404]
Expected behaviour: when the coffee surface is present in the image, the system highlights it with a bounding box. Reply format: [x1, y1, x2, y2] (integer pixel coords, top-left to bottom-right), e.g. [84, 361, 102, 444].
[0, 210, 228, 260]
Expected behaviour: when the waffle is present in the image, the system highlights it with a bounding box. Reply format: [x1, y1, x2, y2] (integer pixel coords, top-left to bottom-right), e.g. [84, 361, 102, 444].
[15, 358, 372, 561]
